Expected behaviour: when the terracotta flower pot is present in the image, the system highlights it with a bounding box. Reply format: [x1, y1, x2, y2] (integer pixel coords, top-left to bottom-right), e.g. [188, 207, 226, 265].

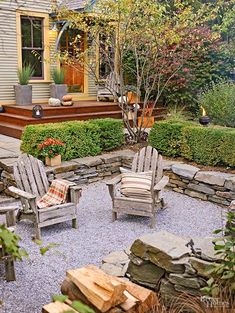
[45, 155, 61, 167]
[137, 116, 155, 128]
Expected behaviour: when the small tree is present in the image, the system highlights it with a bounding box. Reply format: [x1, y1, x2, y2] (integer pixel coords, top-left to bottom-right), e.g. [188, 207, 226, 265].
[57, 0, 219, 142]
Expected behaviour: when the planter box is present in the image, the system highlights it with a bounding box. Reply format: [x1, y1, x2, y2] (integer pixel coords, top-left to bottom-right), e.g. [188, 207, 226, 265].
[138, 116, 155, 128]
[50, 84, 67, 101]
[45, 155, 61, 167]
[14, 84, 32, 106]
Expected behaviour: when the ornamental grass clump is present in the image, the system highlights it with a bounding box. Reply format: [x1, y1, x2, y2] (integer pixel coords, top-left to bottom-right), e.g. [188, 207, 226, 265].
[17, 65, 34, 85]
[38, 138, 65, 159]
[52, 68, 65, 84]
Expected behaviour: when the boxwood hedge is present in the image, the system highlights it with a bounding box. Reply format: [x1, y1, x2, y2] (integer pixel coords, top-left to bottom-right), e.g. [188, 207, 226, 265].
[21, 119, 124, 161]
[149, 121, 235, 166]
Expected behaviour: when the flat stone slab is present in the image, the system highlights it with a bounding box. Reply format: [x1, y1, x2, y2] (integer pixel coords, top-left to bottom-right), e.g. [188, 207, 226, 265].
[130, 231, 191, 272]
[163, 160, 183, 171]
[0, 158, 18, 173]
[48, 161, 79, 174]
[102, 251, 129, 265]
[193, 237, 220, 261]
[194, 171, 232, 186]
[172, 164, 200, 180]
[168, 273, 201, 289]
[73, 155, 103, 167]
[187, 183, 215, 195]
[189, 257, 216, 278]
[225, 176, 235, 191]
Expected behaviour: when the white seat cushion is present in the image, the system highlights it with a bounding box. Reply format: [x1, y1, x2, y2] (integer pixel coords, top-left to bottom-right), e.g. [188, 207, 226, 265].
[120, 171, 153, 199]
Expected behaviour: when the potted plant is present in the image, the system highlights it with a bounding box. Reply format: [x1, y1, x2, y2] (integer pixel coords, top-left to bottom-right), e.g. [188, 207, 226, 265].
[50, 68, 67, 101]
[14, 65, 34, 106]
[138, 102, 155, 128]
[38, 138, 65, 166]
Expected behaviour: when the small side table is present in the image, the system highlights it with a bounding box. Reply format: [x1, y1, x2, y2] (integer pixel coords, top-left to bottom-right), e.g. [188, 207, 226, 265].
[0, 205, 18, 281]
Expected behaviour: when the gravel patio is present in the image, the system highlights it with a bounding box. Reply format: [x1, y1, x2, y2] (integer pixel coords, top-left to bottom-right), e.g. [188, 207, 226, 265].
[0, 182, 225, 313]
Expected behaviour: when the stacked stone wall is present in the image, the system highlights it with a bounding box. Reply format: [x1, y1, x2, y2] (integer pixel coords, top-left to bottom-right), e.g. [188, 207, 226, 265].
[101, 231, 222, 305]
[0, 152, 235, 205]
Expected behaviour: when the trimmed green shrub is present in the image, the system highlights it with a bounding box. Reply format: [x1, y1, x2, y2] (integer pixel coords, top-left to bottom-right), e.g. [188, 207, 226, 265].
[149, 121, 235, 166]
[198, 81, 235, 127]
[21, 121, 101, 160]
[21, 119, 124, 161]
[89, 118, 124, 151]
[148, 121, 189, 157]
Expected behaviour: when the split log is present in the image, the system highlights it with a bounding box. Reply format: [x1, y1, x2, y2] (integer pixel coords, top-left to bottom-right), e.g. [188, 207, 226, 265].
[118, 278, 159, 313]
[61, 277, 99, 312]
[67, 265, 127, 312]
[42, 301, 77, 313]
[119, 290, 139, 311]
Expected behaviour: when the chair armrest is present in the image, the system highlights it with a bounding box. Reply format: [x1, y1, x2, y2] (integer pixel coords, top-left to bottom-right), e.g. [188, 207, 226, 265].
[154, 176, 169, 192]
[8, 186, 36, 200]
[68, 184, 82, 205]
[106, 175, 122, 186]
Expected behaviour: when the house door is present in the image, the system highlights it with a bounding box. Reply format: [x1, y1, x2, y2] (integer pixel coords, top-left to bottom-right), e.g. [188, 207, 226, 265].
[60, 29, 84, 93]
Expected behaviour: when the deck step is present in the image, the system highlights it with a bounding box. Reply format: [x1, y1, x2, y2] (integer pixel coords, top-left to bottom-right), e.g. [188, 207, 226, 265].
[0, 111, 123, 126]
[0, 122, 23, 139]
[0, 101, 167, 139]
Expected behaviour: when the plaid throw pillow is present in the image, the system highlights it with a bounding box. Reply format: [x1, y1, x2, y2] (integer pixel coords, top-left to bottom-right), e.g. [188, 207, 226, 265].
[120, 171, 153, 199]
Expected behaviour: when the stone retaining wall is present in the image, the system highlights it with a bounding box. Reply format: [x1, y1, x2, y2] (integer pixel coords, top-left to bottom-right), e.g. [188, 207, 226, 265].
[0, 150, 135, 197]
[164, 162, 235, 206]
[101, 231, 221, 305]
[0, 150, 235, 206]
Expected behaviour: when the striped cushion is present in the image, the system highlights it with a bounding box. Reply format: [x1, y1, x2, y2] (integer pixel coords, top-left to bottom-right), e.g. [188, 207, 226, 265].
[120, 171, 153, 199]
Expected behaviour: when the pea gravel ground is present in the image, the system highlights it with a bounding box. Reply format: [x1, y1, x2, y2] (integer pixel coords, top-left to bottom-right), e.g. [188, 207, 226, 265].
[0, 182, 226, 313]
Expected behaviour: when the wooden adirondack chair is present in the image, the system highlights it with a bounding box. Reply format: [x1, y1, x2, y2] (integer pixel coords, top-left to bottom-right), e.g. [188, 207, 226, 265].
[106, 146, 169, 228]
[97, 72, 120, 101]
[8, 154, 82, 240]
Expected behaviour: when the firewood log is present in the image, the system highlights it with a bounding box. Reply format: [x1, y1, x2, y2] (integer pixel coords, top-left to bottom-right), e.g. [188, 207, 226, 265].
[42, 301, 77, 313]
[66, 265, 126, 312]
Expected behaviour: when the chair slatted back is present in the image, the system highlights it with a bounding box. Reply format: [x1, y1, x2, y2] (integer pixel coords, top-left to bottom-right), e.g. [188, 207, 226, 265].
[131, 146, 163, 183]
[14, 154, 49, 197]
[105, 72, 120, 95]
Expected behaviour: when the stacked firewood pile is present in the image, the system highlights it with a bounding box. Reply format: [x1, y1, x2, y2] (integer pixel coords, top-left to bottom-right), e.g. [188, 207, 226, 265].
[42, 265, 158, 313]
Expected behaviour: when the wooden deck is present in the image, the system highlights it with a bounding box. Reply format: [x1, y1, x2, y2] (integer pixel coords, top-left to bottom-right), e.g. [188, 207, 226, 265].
[0, 101, 166, 139]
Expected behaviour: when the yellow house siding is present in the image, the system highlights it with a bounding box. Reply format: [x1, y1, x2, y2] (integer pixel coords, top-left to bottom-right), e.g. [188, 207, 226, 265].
[0, 0, 55, 105]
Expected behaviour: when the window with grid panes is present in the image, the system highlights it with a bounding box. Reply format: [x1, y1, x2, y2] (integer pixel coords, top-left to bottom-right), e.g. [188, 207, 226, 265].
[21, 16, 44, 79]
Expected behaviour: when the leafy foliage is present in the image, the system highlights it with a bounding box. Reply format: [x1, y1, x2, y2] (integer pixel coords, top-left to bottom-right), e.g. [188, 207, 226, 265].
[17, 65, 34, 85]
[149, 121, 235, 166]
[149, 121, 188, 157]
[0, 224, 27, 260]
[198, 81, 235, 127]
[57, 0, 222, 142]
[52, 294, 95, 313]
[21, 119, 124, 160]
[89, 119, 124, 151]
[51, 68, 65, 84]
[201, 211, 235, 298]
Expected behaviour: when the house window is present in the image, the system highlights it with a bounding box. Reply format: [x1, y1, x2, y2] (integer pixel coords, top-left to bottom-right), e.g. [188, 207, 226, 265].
[21, 16, 44, 79]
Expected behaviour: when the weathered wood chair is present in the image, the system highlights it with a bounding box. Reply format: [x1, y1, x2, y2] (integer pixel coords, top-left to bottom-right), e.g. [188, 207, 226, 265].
[8, 154, 82, 240]
[97, 72, 120, 101]
[106, 146, 169, 228]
